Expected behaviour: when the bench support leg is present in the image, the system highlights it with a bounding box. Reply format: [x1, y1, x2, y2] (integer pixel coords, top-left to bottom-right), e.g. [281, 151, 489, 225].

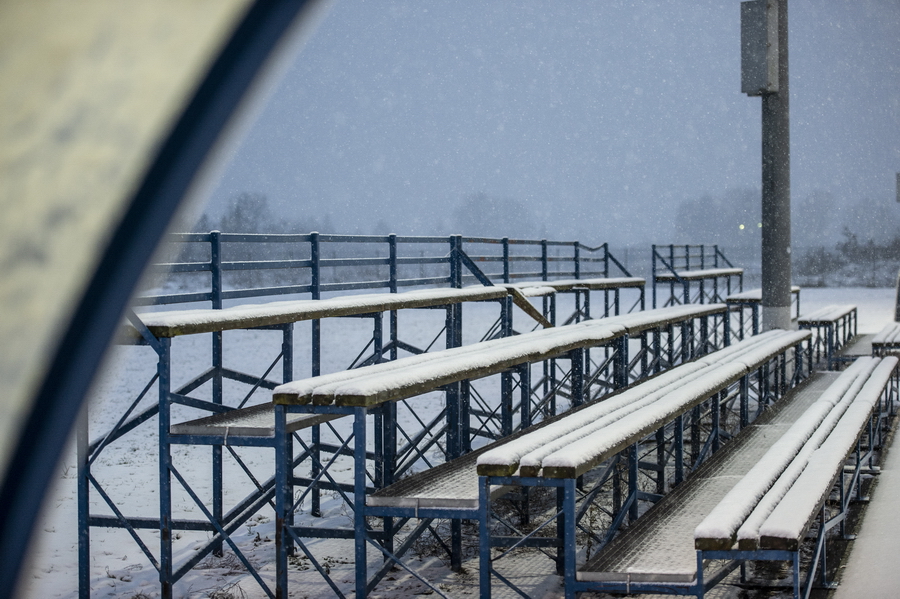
[355, 408, 369, 598]
[158, 338, 173, 599]
[479, 476, 492, 598]
[563, 479, 578, 599]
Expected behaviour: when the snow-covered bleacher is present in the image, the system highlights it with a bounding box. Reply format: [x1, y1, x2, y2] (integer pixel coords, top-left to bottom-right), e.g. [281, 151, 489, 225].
[471, 329, 811, 597]
[265, 303, 732, 596]
[726, 285, 801, 336]
[558, 356, 895, 599]
[652, 244, 743, 309]
[798, 303, 857, 368]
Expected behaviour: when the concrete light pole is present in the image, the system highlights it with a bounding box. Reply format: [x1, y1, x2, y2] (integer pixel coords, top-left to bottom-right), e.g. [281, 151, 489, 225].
[742, 0, 791, 330]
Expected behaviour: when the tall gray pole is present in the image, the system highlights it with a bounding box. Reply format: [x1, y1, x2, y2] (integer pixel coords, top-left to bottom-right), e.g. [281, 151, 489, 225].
[761, 0, 791, 331]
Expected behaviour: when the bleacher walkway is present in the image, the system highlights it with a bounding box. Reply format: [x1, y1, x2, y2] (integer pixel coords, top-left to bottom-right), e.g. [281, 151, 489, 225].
[832, 426, 900, 599]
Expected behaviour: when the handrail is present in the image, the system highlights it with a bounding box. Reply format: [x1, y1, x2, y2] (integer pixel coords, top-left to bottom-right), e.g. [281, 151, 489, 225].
[139, 231, 634, 308]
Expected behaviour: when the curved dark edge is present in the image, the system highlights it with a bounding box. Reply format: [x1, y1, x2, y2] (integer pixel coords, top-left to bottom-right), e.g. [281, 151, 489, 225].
[0, 0, 314, 594]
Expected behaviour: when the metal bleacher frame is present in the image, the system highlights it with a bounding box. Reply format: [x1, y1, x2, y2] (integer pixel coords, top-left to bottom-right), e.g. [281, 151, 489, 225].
[77, 232, 646, 599]
[652, 244, 743, 309]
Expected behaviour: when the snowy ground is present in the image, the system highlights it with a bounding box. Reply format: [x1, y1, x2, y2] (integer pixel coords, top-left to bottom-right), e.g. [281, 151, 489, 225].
[19, 287, 897, 599]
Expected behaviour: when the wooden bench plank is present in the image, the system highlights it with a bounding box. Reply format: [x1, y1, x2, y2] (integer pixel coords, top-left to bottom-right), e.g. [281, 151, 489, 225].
[578, 372, 836, 582]
[169, 402, 342, 437]
[477, 330, 809, 479]
[725, 286, 800, 303]
[127, 286, 508, 338]
[655, 268, 743, 282]
[694, 358, 881, 551]
[797, 303, 856, 325]
[757, 357, 897, 551]
[509, 277, 645, 291]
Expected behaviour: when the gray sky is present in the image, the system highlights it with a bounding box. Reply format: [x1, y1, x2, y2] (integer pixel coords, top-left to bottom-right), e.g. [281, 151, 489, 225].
[206, 0, 900, 246]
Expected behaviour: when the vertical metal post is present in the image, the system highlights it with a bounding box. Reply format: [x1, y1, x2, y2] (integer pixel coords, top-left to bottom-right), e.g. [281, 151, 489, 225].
[77, 398, 89, 599]
[615, 335, 629, 389]
[691, 404, 701, 465]
[570, 349, 585, 407]
[519, 364, 532, 429]
[674, 414, 684, 485]
[210, 231, 224, 555]
[461, 380, 472, 453]
[274, 403, 288, 599]
[310, 231, 322, 517]
[541, 239, 548, 281]
[158, 338, 173, 599]
[502, 237, 510, 283]
[760, 0, 792, 331]
[603, 242, 610, 278]
[574, 242, 580, 279]
[655, 426, 666, 494]
[628, 443, 639, 522]
[712, 391, 721, 453]
[563, 479, 578, 599]
[479, 476, 492, 598]
[652, 244, 658, 309]
[740, 374, 750, 428]
[501, 373, 513, 437]
[282, 324, 295, 557]
[389, 234, 398, 361]
[354, 408, 368, 599]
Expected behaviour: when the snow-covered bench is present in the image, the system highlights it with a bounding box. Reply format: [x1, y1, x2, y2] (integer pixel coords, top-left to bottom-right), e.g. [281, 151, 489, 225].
[797, 304, 857, 368]
[725, 285, 801, 336]
[124, 286, 508, 339]
[474, 329, 812, 598]
[871, 321, 900, 356]
[694, 356, 897, 599]
[654, 268, 744, 308]
[267, 305, 736, 597]
[505, 276, 646, 325]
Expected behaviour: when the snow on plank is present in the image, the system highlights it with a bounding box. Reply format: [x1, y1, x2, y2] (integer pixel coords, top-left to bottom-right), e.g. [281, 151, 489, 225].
[738, 357, 897, 550]
[129, 286, 508, 338]
[872, 322, 900, 346]
[508, 277, 646, 291]
[797, 304, 856, 325]
[599, 303, 727, 333]
[476, 361, 711, 476]
[655, 267, 743, 281]
[708, 330, 811, 372]
[273, 320, 623, 405]
[726, 286, 800, 303]
[693, 357, 881, 551]
[170, 403, 343, 437]
[538, 362, 747, 479]
[310, 321, 626, 407]
[477, 330, 805, 477]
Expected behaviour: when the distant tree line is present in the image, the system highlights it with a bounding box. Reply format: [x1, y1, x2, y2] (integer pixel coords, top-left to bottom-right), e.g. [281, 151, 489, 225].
[795, 228, 900, 287]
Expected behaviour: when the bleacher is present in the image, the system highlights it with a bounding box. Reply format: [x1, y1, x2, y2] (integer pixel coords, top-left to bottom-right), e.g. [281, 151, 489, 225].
[78, 230, 898, 599]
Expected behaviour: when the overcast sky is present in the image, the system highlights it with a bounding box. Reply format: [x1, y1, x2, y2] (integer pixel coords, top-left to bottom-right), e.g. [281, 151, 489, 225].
[204, 0, 900, 246]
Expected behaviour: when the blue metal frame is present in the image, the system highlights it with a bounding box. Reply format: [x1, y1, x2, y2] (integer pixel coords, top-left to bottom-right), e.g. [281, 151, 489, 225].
[799, 307, 858, 369]
[651, 244, 743, 309]
[477, 337, 811, 599]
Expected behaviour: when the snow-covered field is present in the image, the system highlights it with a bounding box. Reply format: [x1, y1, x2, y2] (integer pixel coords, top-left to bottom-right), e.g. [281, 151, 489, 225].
[19, 287, 897, 599]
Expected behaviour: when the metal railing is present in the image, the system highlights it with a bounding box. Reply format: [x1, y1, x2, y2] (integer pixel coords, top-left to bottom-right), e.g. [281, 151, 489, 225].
[137, 232, 633, 307]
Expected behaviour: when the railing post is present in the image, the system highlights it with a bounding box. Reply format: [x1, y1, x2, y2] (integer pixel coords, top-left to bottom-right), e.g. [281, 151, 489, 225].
[502, 237, 510, 283]
[603, 242, 609, 278]
[389, 234, 398, 360]
[210, 230, 222, 310]
[209, 230, 224, 555]
[310, 232, 322, 516]
[652, 244, 658, 309]
[573, 242, 580, 280]
[450, 235, 462, 289]
[541, 239, 548, 281]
